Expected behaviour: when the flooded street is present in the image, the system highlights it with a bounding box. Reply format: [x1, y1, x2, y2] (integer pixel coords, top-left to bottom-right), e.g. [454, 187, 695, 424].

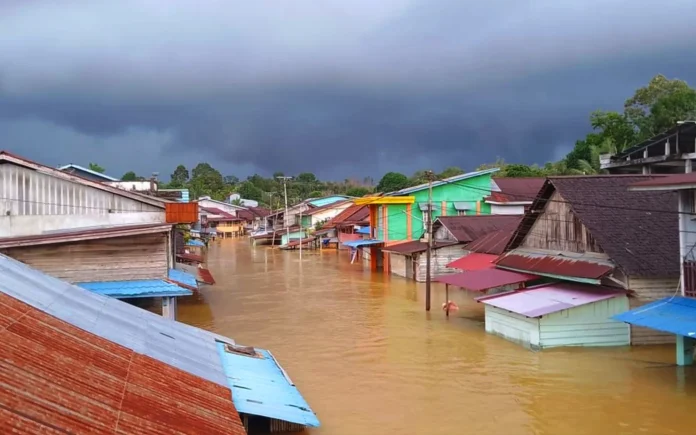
[179, 240, 696, 435]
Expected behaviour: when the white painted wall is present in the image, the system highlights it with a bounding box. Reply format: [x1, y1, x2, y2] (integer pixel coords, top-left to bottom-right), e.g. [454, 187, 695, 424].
[0, 213, 166, 237]
[490, 204, 525, 215]
[310, 203, 352, 226]
[198, 198, 243, 216]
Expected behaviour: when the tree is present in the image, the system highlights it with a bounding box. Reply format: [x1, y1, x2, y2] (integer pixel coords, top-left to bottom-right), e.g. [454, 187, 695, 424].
[224, 175, 239, 185]
[439, 166, 464, 179]
[650, 87, 696, 134]
[189, 163, 226, 200]
[625, 74, 692, 138]
[296, 172, 317, 184]
[230, 198, 244, 206]
[89, 163, 105, 173]
[121, 171, 138, 181]
[375, 172, 410, 193]
[346, 186, 371, 197]
[238, 182, 264, 202]
[170, 165, 189, 188]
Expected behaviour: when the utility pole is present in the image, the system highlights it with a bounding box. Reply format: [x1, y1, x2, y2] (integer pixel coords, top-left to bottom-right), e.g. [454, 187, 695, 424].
[298, 198, 303, 259]
[276, 176, 292, 245]
[425, 170, 434, 311]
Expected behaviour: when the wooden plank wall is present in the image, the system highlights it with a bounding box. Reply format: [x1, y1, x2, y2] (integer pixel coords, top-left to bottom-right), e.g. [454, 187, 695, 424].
[627, 276, 679, 345]
[414, 245, 463, 282]
[2, 233, 168, 283]
[521, 190, 604, 254]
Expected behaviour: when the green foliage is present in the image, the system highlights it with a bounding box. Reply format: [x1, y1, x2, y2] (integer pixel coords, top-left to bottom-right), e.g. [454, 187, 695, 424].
[346, 186, 371, 197]
[170, 165, 189, 188]
[375, 172, 410, 193]
[230, 198, 244, 206]
[121, 171, 138, 181]
[438, 166, 464, 179]
[238, 182, 264, 202]
[224, 175, 239, 185]
[88, 163, 105, 173]
[189, 163, 227, 200]
[296, 172, 318, 184]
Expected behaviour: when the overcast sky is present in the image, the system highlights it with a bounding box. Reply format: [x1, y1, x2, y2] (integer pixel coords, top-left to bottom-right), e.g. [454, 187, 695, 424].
[2, 0, 696, 181]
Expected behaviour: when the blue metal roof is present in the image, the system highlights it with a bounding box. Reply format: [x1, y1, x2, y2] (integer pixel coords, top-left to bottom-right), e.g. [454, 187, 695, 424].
[216, 342, 320, 428]
[307, 195, 349, 207]
[57, 164, 120, 181]
[0, 253, 236, 387]
[168, 269, 198, 289]
[187, 239, 205, 247]
[613, 296, 696, 337]
[356, 226, 371, 235]
[77, 280, 192, 299]
[342, 239, 383, 248]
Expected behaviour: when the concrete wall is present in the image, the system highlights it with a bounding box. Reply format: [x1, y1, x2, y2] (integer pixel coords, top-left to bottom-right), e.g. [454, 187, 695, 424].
[490, 204, 525, 215]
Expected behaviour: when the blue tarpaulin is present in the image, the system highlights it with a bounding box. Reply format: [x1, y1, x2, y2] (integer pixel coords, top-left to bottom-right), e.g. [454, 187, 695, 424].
[216, 342, 320, 428]
[77, 280, 193, 299]
[613, 296, 696, 337]
[186, 239, 205, 247]
[356, 226, 371, 235]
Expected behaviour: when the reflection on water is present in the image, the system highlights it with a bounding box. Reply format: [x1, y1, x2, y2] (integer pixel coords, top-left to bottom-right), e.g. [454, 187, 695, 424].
[178, 239, 696, 435]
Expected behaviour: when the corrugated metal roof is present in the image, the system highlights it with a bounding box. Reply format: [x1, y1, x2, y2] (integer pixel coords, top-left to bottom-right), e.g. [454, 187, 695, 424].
[0, 253, 234, 387]
[342, 239, 384, 248]
[169, 268, 199, 289]
[433, 215, 522, 243]
[496, 248, 615, 283]
[389, 167, 499, 195]
[0, 223, 173, 249]
[382, 240, 458, 255]
[464, 228, 516, 255]
[435, 268, 539, 292]
[477, 283, 626, 318]
[0, 293, 245, 434]
[446, 253, 499, 270]
[216, 342, 321, 428]
[484, 177, 545, 203]
[630, 172, 696, 190]
[177, 253, 205, 263]
[613, 296, 696, 336]
[77, 280, 193, 298]
[58, 163, 120, 181]
[198, 268, 216, 285]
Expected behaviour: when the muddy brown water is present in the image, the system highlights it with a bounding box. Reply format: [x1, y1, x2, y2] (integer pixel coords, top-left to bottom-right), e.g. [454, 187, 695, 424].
[177, 239, 696, 435]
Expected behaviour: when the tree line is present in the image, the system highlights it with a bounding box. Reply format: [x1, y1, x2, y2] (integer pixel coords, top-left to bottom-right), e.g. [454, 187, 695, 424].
[102, 74, 695, 208]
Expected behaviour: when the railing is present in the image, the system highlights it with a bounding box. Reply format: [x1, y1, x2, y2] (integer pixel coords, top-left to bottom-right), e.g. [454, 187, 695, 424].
[683, 261, 696, 297]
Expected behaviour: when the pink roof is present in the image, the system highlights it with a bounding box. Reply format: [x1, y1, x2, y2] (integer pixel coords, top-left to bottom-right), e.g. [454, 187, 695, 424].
[477, 282, 626, 318]
[446, 253, 499, 270]
[435, 268, 538, 291]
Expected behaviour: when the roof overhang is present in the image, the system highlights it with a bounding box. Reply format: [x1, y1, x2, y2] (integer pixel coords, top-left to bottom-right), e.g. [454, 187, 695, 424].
[0, 223, 173, 249]
[353, 196, 415, 205]
[495, 249, 615, 285]
[485, 200, 531, 205]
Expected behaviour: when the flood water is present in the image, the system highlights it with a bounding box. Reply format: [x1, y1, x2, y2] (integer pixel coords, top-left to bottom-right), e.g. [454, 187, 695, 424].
[179, 239, 696, 435]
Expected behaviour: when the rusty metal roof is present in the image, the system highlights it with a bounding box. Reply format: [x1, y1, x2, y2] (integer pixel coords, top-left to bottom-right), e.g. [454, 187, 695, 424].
[433, 215, 522, 243]
[0, 293, 245, 434]
[323, 204, 369, 227]
[435, 268, 539, 292]
[177, 252, 205, 263]
[630, 172, 696, 190]
[506, 176, 679, 278]
[198, 267, 216, 285]
[382, 240, 458, 255]
[496, 248, 615, 283]
[463, 228, 516, 255]
[446, 253, 499, 270]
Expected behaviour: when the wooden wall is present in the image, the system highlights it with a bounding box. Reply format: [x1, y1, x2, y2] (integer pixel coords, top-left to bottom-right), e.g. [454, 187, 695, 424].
[414, 245, 462, 282]
[1, 233, 168, 283]
[627, 276, 679, 345]
[521, 190, 604, 254]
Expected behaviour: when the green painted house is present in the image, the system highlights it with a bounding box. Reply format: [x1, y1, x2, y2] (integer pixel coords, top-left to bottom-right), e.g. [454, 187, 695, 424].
[374, 168, 499, 243]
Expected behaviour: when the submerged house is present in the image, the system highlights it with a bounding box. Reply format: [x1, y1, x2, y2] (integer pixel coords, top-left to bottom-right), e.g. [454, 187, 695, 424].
[613, 172, 696, 365]
[319, 203, 370, 247]
[0, 253, 320, 433]
[495, 175, 680, 346]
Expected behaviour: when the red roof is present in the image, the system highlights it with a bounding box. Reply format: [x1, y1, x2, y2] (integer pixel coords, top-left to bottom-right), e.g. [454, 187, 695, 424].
[630, 172, 696, 190]
[201, 207, 237, 219]
[446, 253, 499, 270]
[496, 251, 615, 281]
[463, 228, 515, 255]
[284, 236, 317, 247]
[177, 253, 205, 263]
[198, 267, 216, 285]
[486, 177, 545, 203]
[382, 240, 458, 254]
[0, 293, 245, 434]
[435, 268, 539, 292]
[323, 204, 369, 228]
[434, 215, 522, 243]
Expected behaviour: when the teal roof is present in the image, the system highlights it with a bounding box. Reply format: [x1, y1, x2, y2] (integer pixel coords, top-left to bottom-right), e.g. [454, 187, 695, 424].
[77, 280, 192, 298]
[57, 164, 119, 181]
[388, 168, 499, 196]
[307, 196, 349, 207]
[216, 342, 320, 427]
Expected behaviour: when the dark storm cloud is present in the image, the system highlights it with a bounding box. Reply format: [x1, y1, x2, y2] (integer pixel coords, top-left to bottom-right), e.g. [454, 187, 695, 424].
[2, 0, 696, 179]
